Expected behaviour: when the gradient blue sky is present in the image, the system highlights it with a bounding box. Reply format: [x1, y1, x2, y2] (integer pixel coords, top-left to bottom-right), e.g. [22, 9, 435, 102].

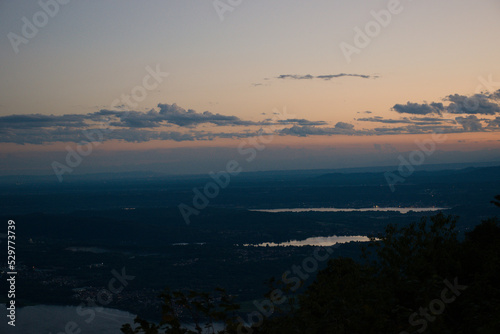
[1, 0, 499, 176]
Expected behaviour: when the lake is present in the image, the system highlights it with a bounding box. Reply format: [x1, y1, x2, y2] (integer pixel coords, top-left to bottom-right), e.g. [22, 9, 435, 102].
[245, 235, 371, 247]
[0, 305, 136, 334]
[251, 207, 448, 213]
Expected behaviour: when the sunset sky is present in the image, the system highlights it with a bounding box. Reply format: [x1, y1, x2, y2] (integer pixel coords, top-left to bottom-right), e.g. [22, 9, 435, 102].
[1, 0, 499, 176]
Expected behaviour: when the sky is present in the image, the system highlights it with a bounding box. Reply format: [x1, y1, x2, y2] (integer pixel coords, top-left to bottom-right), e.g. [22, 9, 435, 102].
[0, 0, 499, 177]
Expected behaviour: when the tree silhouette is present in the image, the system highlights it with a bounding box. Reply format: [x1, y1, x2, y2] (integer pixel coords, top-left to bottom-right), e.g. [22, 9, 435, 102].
[492, 194, 500, 207]
[121, 288, 240, 334]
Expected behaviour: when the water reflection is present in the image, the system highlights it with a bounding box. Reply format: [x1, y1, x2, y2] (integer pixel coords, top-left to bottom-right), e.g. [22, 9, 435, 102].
[252, 207, 448, 213]
[245, 235, 370, 247]
[0, 305, 136, 334]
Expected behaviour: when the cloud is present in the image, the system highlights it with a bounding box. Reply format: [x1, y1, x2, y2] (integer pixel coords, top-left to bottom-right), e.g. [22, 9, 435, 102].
[0, 114, 87, 129]
[372, 124, 458, 135]
[0, 103, 330, 144]
[334, 122, 355, 130]
[276, 121, 460, 137]
[409, 116, 453, 122]
[95, 104, 263, 129]
[445, 92, 500, 115]
[358, 116, 413, 124]
[277, 118, 328, 126]
[488, 90, 500, 100]
[274, 121, 466, 137]
[486, 117, 500, 128]
[276, 73, 378, 80]
[392, 102, 445, 115]
[157, 103, 258, 127]
[357, 116, 454, 125]
[279, 122, 366, 137]
[0, 103, 262, 144]
[455, 115, 484, 132]
[0, 104, 264, 133]
[100, 104, 264, 128]
[393, 89, 500, 116]
[279, 125, 345, 137]
[0, 126, 217, 145]
[3, 89, 500, 145]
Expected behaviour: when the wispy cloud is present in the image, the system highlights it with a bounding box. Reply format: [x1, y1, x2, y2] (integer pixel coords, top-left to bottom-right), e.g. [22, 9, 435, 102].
[0, 114, 87, 129]
[357, 116, 414, 124]
[357, 116, 454, 125]
[276, 118, 328, 126]
[279, 122, 364, 137]
[276, 73, 379, 80]
[392, 102, 445, 115]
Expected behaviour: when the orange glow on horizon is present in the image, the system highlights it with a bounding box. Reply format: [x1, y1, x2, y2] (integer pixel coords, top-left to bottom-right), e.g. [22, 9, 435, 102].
[2, 132, 498, 154]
